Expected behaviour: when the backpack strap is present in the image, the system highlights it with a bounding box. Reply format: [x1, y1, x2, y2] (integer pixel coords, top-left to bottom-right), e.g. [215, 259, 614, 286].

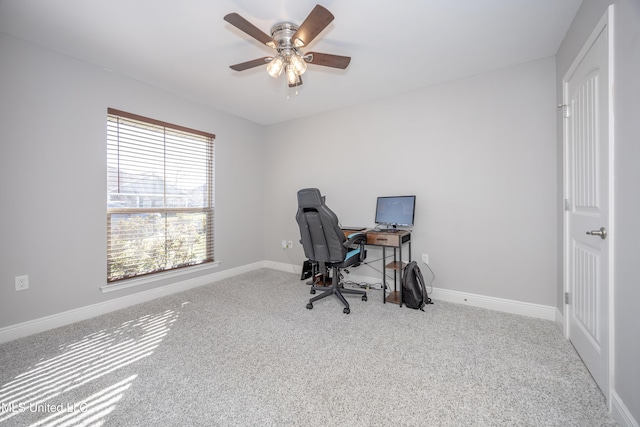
[413, 264, 433, 311]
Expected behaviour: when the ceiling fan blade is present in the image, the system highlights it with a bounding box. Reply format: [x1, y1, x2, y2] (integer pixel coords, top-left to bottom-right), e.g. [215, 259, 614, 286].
[305, 52, 351, 69]
[230, 57, 271, 71]
[291, 5, 334, 48]
[224, 13, 276, 48]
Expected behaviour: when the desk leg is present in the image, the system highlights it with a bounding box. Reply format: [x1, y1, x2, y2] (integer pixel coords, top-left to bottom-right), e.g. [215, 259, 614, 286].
[382, 246, 386, 303]
[393, 248, 398, 296]
[398, 244, 403, 308]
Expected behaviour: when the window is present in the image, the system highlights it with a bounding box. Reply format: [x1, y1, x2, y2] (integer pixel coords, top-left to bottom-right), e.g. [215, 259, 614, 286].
[107, 108, 215, 282]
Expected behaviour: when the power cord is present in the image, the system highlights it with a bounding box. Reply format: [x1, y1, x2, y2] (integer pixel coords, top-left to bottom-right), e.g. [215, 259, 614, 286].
[421, 262, 436, 295]
[342, 280, 384, 291]
[283, 247, 297, 274]
[360, 260, 406, 287]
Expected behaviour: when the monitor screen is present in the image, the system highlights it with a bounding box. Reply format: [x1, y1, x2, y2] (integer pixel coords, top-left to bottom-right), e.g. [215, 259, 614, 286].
[374, 195, 416, 227]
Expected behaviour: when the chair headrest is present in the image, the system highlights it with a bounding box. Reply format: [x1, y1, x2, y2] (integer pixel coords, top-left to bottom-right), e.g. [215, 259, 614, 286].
[297, 188, 324, 208]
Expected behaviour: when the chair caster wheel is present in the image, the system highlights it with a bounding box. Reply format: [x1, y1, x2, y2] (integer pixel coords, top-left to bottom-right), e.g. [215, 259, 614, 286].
[343, 307, 350, 314]
[310, 289, 316, 294]
[306, 303, 313, 310]
[362, 295, 368, 302]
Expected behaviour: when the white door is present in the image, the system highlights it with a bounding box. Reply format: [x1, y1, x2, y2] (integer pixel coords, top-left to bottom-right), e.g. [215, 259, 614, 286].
[564, 10, 611, 399]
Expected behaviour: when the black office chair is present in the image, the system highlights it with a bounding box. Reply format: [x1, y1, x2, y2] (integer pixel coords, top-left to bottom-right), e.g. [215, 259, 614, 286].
[296, 188, 368, 314]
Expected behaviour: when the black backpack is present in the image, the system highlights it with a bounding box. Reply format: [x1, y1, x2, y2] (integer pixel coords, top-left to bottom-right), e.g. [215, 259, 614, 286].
[402, 261, 433, 310]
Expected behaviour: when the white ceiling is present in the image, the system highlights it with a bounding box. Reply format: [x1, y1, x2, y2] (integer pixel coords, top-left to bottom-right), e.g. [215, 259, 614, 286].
[0, 0, 582, 125]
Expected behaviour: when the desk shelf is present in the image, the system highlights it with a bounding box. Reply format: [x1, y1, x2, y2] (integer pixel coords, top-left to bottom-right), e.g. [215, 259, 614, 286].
[385, 262, 407, 305]
[386, 290, 402, 305]
[385, 261, 407, 270]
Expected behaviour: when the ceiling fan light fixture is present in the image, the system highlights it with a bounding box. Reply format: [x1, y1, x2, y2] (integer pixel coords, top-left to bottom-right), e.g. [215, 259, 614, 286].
[288, 77, 302, 88]
[266, 55, 284, 78]
[225, 5, 349, 90]
[289, 53, 307, 75]
[285, 64, 298, 86]
[287, 73, 302, 88]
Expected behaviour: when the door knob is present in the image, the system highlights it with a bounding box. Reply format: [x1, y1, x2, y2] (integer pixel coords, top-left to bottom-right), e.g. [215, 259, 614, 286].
[586, 227, 607, 240]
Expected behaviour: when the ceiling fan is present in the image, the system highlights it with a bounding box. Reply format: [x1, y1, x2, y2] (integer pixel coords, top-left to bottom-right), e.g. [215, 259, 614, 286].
[224, 4, 351, 88]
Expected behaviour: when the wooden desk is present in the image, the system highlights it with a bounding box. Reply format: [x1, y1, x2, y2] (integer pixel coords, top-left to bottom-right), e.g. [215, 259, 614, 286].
[343, 229, 412, 306]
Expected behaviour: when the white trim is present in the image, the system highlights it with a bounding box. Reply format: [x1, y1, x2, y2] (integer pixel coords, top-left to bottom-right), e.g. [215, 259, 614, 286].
[0, 261, 264, 344]
[611, 390, 639, 427]
[267, 261, 555, 320]
[429, 287, 556, 321]
[562, 55, 571, 339]
[606, 5, 616, 414]
[0, 260, 560, 344]
[263, 260, 302, 275]
[101, 261, 221, 293]
[555, 307, 565, 335]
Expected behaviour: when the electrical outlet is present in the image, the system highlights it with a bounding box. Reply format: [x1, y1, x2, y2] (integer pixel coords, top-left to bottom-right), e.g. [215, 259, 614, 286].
[281, 240, 287, 249]
[287, 240, 293, 249]
[15, 275, 29, 291]
[421, 254, 429, 265]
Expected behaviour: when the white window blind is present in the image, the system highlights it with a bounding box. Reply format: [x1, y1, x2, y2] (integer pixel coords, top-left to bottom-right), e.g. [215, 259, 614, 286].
[107, 108, 215, 282]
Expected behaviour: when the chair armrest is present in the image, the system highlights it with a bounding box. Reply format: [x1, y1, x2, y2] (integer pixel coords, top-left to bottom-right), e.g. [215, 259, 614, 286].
[344, 232, 366, 247]
[344, 232, 367, 263]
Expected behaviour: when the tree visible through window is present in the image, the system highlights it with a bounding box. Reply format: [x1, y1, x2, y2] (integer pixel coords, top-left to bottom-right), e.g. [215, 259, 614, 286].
[107, 108, 215, 282]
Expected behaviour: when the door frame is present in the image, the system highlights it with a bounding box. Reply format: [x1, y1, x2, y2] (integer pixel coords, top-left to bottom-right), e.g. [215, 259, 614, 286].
[562, 5, 615, 405]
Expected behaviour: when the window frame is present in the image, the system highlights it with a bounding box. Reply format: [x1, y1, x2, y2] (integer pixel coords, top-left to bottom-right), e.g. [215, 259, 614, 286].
[106, 108, 216, 285]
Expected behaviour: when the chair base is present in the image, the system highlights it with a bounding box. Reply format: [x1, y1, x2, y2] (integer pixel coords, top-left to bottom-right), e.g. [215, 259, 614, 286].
[306, 267, 367, 314]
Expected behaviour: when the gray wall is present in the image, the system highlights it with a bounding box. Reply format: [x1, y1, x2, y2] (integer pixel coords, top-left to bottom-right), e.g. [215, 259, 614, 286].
[556, 0, 640, 423]
[263, 57, 558, 307]
[2, 4, 638, 421]
[0, 34, 265, 328]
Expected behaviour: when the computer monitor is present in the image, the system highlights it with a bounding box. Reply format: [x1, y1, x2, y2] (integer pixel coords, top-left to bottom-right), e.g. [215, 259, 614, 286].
[374, 195, 416, 230]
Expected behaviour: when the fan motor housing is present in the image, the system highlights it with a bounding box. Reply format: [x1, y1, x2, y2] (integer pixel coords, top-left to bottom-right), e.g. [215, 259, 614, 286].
[270, 22, 299, 51]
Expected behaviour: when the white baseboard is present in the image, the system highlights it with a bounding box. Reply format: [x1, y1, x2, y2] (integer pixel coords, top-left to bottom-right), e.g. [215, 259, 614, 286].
[555, 308, 567, 336]
[428, 287, 556, 320]
[0, 260, 557, 344]
[263, 260, 302, 275]
[0, 261, 265, 344]
[267, 261, 556, 320]
[611, 390, 639, 427]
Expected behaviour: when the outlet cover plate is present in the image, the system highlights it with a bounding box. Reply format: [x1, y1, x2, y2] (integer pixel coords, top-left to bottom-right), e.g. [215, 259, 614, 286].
[15, 275, 29, 291]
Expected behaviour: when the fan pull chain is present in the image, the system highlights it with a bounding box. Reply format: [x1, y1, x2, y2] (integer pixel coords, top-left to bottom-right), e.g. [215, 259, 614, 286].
[286, 85, 299, 100]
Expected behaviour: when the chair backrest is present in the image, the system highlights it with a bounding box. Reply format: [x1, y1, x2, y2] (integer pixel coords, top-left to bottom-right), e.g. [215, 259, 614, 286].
[296, 188, 347, 264]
